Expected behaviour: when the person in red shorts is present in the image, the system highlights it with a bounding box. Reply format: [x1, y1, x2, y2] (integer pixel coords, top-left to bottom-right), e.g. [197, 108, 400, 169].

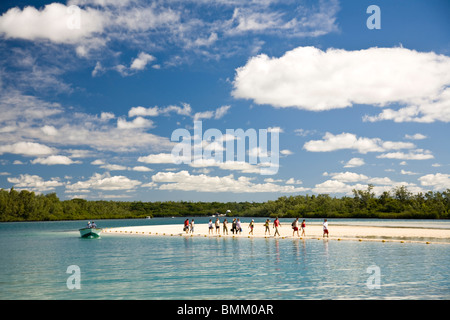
[323, 219, 329, 238]
[292, 217, 300, 237]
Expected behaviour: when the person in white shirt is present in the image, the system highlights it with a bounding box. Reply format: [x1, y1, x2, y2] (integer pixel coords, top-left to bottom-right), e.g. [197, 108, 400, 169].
[190, 219, 195, 233]
[323, 219, 329, 238]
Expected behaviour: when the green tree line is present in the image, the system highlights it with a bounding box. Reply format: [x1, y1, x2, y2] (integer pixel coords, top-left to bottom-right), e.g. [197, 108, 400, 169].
[0, 185, 449, 222]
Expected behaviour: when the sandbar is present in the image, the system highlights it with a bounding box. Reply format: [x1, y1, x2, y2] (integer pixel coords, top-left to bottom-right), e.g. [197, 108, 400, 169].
[103, 222, 450, 244]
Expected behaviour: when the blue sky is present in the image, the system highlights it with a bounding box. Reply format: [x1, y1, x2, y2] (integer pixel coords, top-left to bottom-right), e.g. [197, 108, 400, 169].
[0, 0, 449, 202]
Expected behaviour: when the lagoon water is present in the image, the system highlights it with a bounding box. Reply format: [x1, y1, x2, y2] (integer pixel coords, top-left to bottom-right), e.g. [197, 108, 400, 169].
[1, 218, 449, 300]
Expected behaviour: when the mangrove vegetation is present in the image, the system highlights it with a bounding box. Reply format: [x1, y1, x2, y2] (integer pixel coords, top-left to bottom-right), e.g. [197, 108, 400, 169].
[0, 185, 449, 222]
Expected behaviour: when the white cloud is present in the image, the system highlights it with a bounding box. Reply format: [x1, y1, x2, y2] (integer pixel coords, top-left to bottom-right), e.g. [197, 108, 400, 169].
[343, 157, 365, 168]
[432, 163, 442, 167]
[401, 169, 418, 175]
[286, 178, 302, 185]
[150, 170, 309, 193]
[192, 160, 266, 175]
[66, 172, 141, 192]
[0, 142, 55, 156]
[100, 164, 128, 171]
[91, 159, 105, 165]
[303, 132, 415, 154]
[224, 0, 339, 37]
[325, 171, 369, 183]
[0, 3, 105, 44]
[131, 166, 153, 172]
[0, 91, 173, 154]
[31, 155, 80, 165]
[127, 104, 193, 118]
[418, 173, 450, 190]
[193, 105, 231, 121]
[41, 125, 58, 136]
[161, 103, 192, 116]
[115, 52, 157, 76]
[232, 46, 450, 121]
[193, 111, 215, 121]
[117, 116, 154, 130]
[227, 8, 283, 34]
[313, 179, 351, 194]
[130, 52, 156, 70]
[0, 0, 341, 69]
[128, 106, 159, 117]
[138, 153, 176, 164]
[214, 105, 231, 119]
[405, 133, 427, 140]
[100, 111, 115, 120]
[294, 129, 316, 137]
[312, 176, 426, 196]
[92, 61, 105, 77]
[280, 149, 293, 156]
[91, 160, 153, 172]
[377, 151, 434, 160]
[191, 32, 218, 48]
[7, 174, 63, 192]
[364, 87, 450, 123]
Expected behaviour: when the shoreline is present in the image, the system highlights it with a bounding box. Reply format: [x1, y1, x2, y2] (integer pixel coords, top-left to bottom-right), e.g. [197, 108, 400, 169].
[103, 222, 450, 245]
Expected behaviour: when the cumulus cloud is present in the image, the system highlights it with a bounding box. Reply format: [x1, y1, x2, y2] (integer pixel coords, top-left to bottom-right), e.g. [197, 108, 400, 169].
[324, 171, 369, 183]
[137, 152, 271, 175]
[128, 103, 193, 118]
[343, 157, 365, 168]
[138, 153, 177, 164]
[0, 90, 174, 155]
[0, 0, 341, 67]
[131, 166, 153, 172]
[7, 174, 64, 192]
[232, 46, 450, 122]
[376, 151, 434, 160]
[286, 178, 302, 185]
[312, 175, 425, 196]
[128, 106, 160, 117]
[0, 142, 55, 156]
[130, 52, 156, 70]
[419, 173, 450, 191]
[193, 105, 231, 121]
[303, 132, 415, 154]
[149, 170, 309, 193]
[117, 116, 154, 130]
[31, 155, 81, 165]
[66, 172, 141, 192]
[405, 133, 427, 140]
[363, 87, 450, 123]
[0, 3, 105, 44]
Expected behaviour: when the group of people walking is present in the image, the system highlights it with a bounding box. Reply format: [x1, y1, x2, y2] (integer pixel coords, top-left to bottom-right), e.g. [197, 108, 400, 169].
[208, 218, 243, 235]
[183, 217, 330, 238]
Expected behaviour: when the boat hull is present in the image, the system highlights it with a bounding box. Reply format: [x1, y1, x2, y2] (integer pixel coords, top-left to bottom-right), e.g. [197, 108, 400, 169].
[79, 228, 102, 239]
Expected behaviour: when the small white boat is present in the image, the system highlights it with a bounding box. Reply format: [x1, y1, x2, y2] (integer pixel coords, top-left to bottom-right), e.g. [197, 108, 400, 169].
[79, 227, 102, 239]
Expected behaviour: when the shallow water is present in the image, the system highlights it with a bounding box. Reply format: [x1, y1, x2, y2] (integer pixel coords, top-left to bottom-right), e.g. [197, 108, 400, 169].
[0, 219, 449, 299]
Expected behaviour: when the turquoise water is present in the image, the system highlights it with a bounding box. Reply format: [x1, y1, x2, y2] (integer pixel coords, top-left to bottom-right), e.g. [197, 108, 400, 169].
[0, 218, 449, 300]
